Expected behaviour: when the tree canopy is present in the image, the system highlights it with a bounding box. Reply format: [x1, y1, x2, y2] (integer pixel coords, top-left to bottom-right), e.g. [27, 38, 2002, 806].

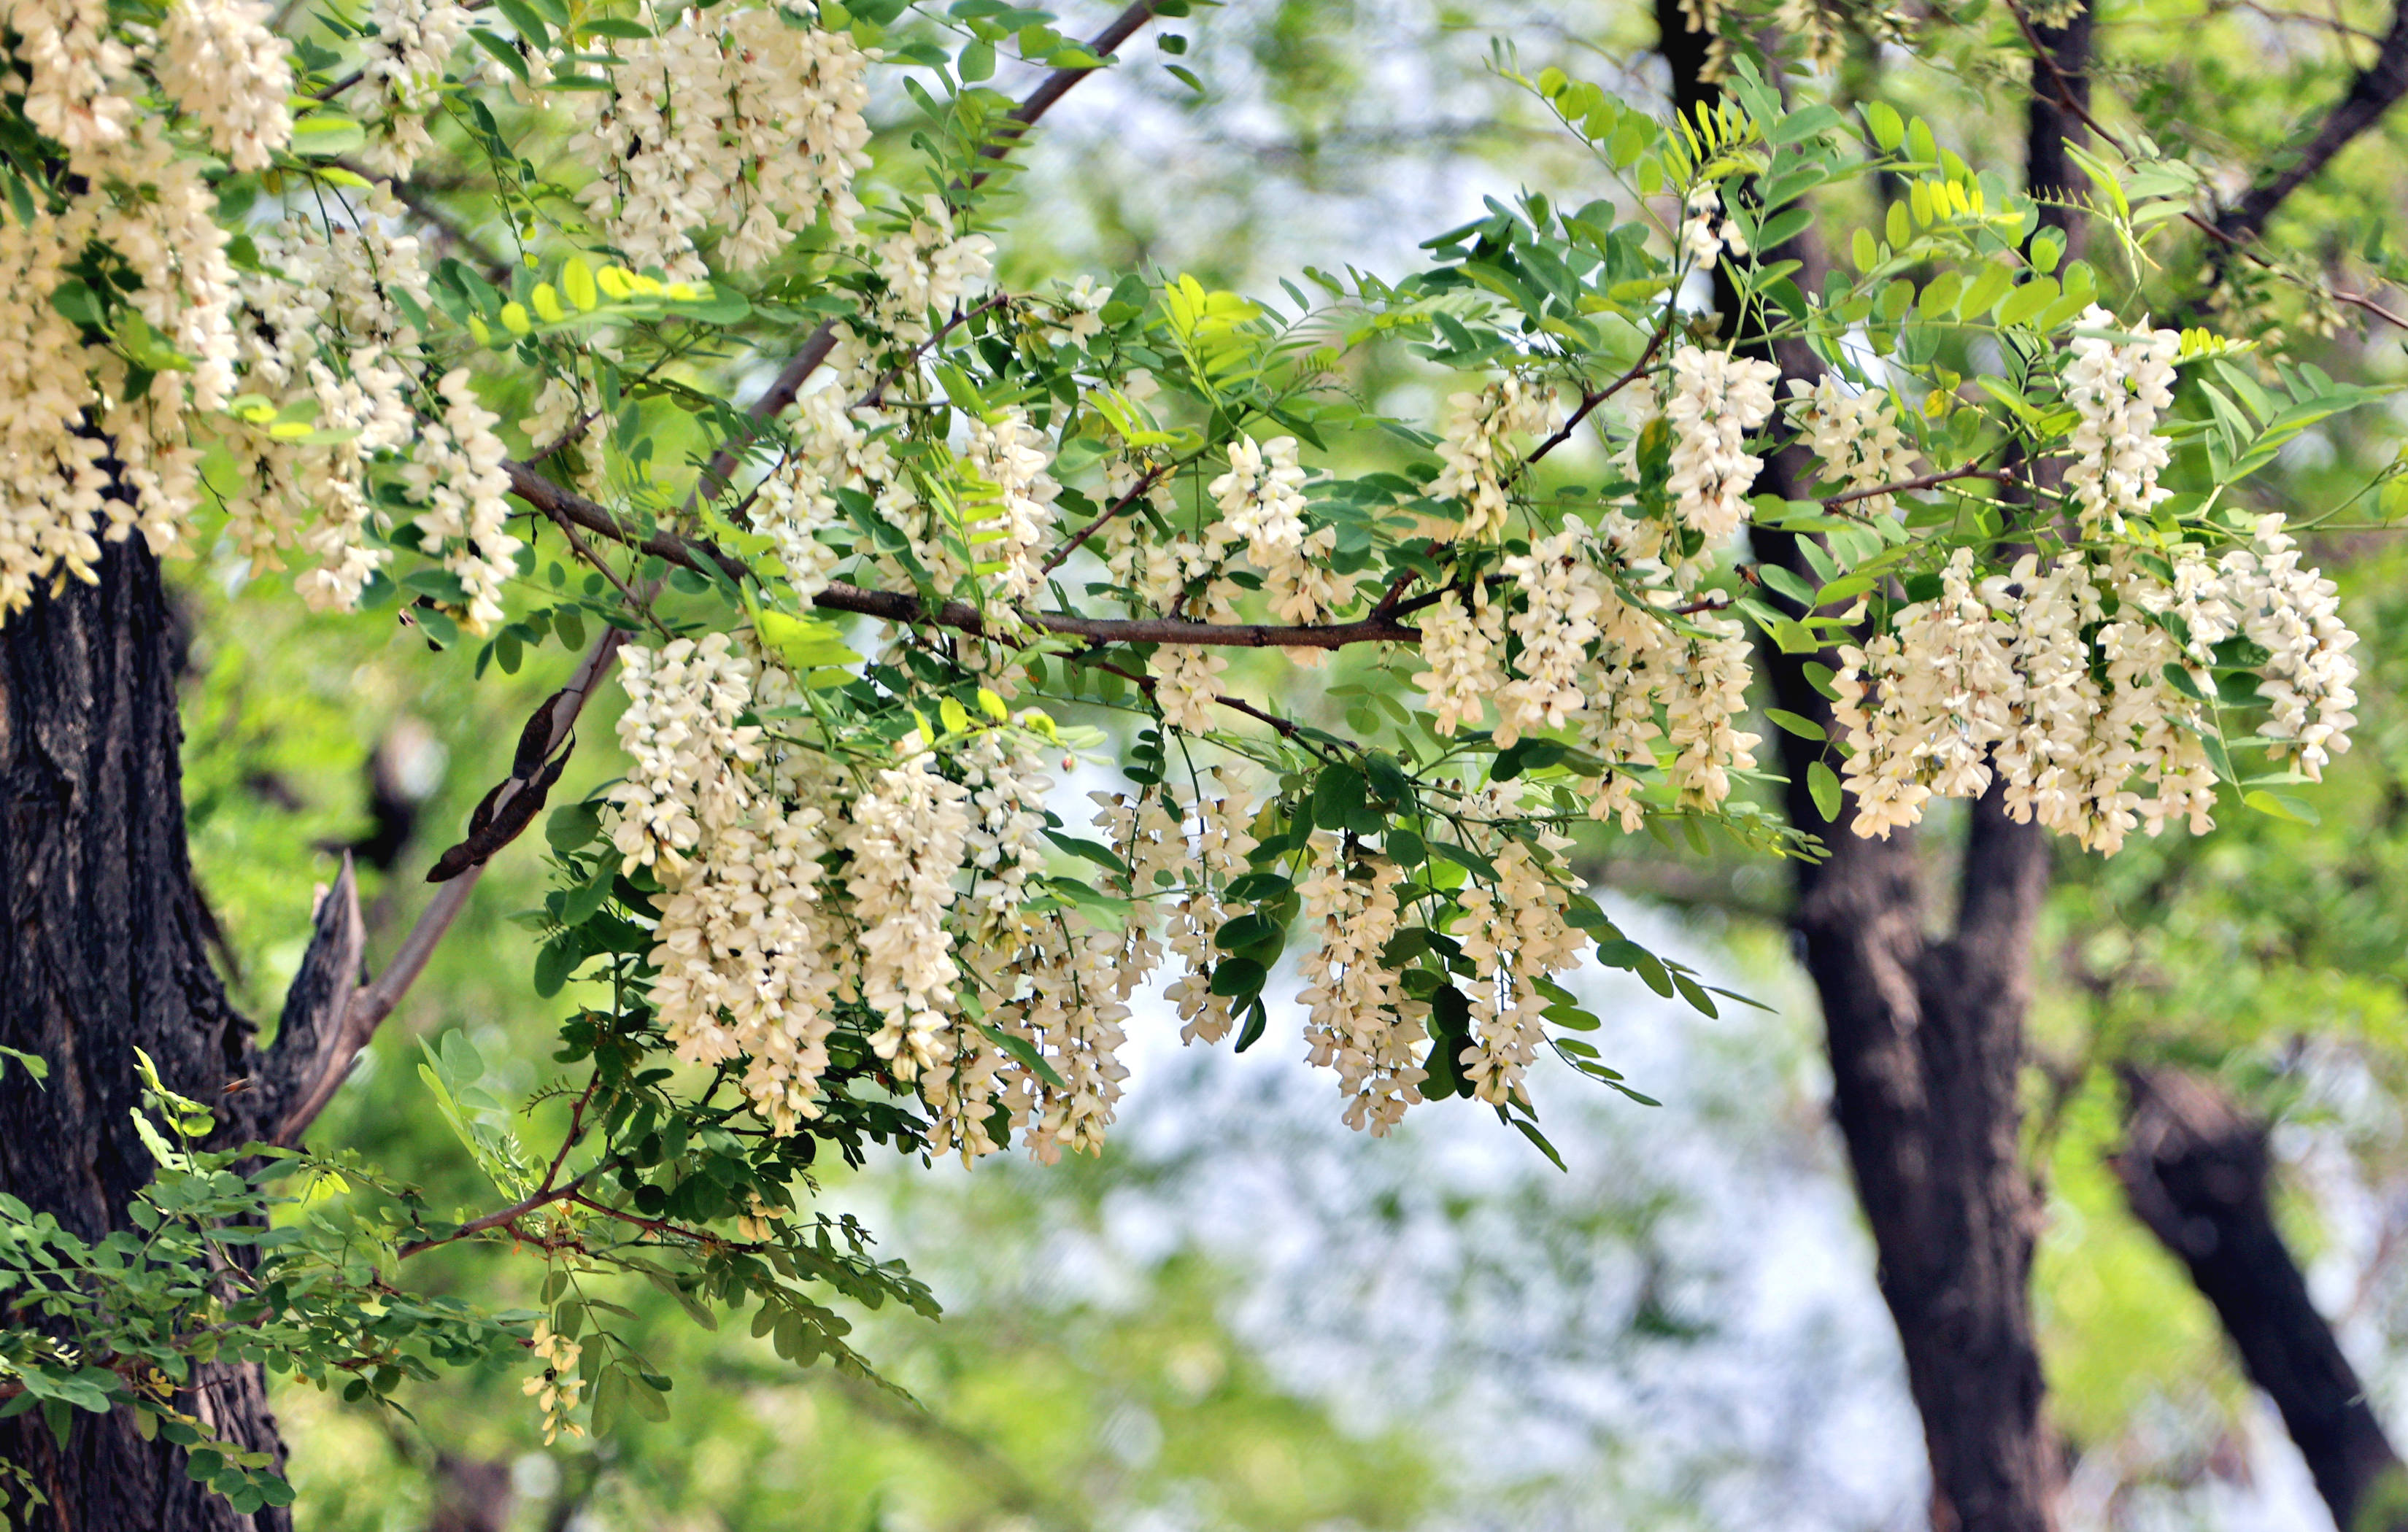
[9, 0, 2408, 1525]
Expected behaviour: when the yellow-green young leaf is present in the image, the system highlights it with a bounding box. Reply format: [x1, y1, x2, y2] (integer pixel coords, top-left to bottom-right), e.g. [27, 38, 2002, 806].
[1864, 100, 1905, 151]
[561, 257, 599, 311]
[2244, 789, 2320, 825]
[1958, 263, 2014, 320]
[1994, 276, 2058, 328]
[499, 301, 533, 335]
[1851, 227, 1879, 272]
[1765, 708, 1826, 741]
[530, 282, 566, 322]
[1886, 200, 1910, 249]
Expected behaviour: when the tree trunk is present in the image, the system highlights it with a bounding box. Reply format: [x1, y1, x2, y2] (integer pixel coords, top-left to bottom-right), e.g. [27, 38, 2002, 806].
[2117, 1067, 2408, 1532]
[1649, 13, 2068, 1528]
[0, 533, 293, 1531]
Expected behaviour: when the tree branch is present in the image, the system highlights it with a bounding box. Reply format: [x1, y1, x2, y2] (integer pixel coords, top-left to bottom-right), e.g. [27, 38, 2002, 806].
[2115, 1067, 2408, 1531]
[2217, 0, 2408, 245]
[973, 1, 1160, 177]
[269, 628, 628, 1146]
[509, 457, 1427, 651]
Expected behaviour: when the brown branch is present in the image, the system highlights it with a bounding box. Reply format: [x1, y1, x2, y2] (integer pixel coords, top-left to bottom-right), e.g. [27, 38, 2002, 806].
[1524, 314, 1678, 467]
[1038, 462, 1171, 575]
[2116, 1067, 2408, 1532]
[2215, 0, 2408, 245]
[395, 1173, 595, 1261]
[2010, 0, 2408, 330]
[1821, 463, 2016, 508]
[271, 626, 630, 1146]
[509, 457, 1427, 650]
[973, 1, 1161, 180]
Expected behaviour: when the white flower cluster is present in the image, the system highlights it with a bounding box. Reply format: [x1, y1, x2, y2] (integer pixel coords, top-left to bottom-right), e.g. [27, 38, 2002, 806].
[1456, 824, 1585, 1107]
[1205, 433, 1354, 639]
[358, 0, 468, 176]
[610, 637, 850, 1134]
[1786, 376, 1918, 515]
[1496, 523, 1606, 748]
[1153, 770, 1259, 1045]
[1679, 186, 1746, 268]
[1657, 344, 1780, 543]
[571, 3, 871, 278]
[2064, 305, 2179, 533]
[0, 1, 276, 615]
[1433, 374, 1564, 543]
[1297, 837, 1420, 1134]
[1834, 522, 2357, 851]
[859, 196, 998, 350]
[1412, 584, 1508, 736]
[223, 192, 429, 611]
[965, 407, 1061, 603]
[398, 369, 522, 634]
[158, 0, 292, 171]
[1149, 646, 1229, 732]
[522, 1318, 586, 1446]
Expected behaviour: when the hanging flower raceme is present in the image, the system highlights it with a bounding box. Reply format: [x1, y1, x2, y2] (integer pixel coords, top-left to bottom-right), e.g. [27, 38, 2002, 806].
[1786, 375, 1918, 516]
[568, 0, 871, 279]
[2063, 304, 2180, 533]
[1659, 344, 1780, 543]
[1433, 373, 1564, 542]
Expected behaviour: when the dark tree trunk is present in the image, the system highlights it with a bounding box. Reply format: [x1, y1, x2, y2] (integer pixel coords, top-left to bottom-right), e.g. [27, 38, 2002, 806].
[2118, 1068, 2408, 1532]
[1649, 12, 2069, 1529]
[0, 534, 293, 1531]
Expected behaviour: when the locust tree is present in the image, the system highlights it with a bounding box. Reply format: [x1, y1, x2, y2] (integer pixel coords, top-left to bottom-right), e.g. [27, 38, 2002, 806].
[0, 0, 2385, 1526]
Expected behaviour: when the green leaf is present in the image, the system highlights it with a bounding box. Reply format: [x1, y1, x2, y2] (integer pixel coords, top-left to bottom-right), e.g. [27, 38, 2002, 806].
[979, 1023, 1070, 1091]
[1863, 101, 1905, 151]
[1807, 759, 1842, 823]
[289, 113, 367, 158]
[1512, 1118, 1568, 1172]
[547, 800, 603, 852]
[1994, 276, 2059, 328]
[1764, 708, 1825, 741]
[2242, 789, 2319, 825]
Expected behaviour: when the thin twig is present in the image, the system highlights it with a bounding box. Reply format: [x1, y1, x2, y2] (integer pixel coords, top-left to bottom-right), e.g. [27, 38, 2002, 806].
[395, 1173, 595, 1261]
[1038, 462, 1172, 575]
[1821, 463, 2016, 508]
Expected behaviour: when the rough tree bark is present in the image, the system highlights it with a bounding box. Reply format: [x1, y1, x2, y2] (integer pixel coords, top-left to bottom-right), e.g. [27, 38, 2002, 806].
[0, 532, 323, 1531]
[1651, 14, 2077, 1530]
[2118, 1069, 2408, 1532]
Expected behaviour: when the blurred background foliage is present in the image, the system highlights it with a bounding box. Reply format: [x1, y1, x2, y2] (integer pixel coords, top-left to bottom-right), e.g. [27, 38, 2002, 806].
[181, 0, 2408, 1526]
